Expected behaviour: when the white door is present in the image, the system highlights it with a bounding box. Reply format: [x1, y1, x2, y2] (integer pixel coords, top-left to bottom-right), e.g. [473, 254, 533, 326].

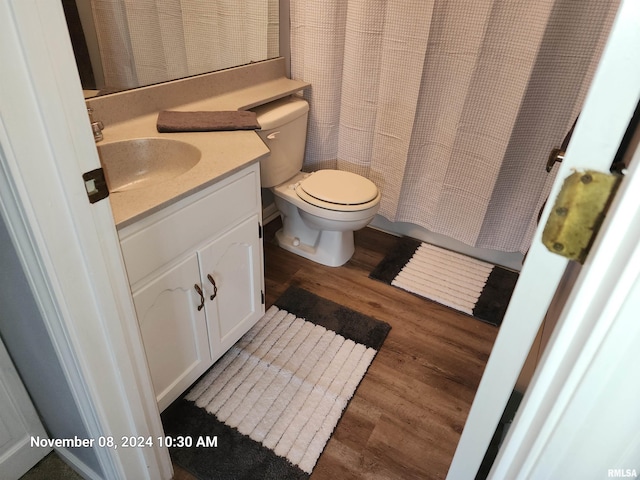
[448, 1, 640, 477]
[491, 139, 640, 478]
[2, 1, 173, 478]
[0, 336, 50, 479]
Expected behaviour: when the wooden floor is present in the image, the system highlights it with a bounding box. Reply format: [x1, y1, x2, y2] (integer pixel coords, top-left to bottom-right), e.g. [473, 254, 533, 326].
[173, 220, 498, 480]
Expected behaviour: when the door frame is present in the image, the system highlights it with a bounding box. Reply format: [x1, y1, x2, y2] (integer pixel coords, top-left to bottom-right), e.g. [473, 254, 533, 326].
[1, 1, 172, 478]
[448, 0, 640, 476]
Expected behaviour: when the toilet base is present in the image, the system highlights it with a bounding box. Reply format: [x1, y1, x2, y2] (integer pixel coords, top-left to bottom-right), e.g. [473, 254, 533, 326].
[271, 175, 378, 267]
[275, 228, 355, 267]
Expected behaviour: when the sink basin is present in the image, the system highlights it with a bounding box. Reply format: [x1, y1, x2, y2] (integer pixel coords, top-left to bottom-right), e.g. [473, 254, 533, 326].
[97, 138, 201, 192]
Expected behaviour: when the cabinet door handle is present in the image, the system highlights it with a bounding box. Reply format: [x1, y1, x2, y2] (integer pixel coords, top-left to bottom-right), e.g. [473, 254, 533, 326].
[194, 284, 205, 311]
[207, 274, 218, 300]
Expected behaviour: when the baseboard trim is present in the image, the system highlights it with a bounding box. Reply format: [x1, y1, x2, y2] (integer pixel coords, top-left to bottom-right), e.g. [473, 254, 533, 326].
[262, 203, 280, 225]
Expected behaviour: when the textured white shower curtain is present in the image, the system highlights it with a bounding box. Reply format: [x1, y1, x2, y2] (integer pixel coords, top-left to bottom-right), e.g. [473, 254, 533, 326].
[290, 0, 619, 253]
[91, 0, 279, 90]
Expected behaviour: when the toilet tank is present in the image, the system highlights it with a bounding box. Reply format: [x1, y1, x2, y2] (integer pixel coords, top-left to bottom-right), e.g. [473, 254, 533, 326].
[251, 96, 309, 187]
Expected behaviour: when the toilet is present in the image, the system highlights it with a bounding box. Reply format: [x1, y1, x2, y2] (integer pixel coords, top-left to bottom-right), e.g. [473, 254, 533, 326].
[252, 96, 381, 267]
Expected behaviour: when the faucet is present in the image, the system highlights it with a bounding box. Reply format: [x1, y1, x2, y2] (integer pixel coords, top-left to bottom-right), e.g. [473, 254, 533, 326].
[87, 107, 104, 142]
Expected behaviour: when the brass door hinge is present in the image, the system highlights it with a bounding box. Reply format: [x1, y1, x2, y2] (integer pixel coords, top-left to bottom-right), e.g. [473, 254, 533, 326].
[542, 170, 622, 263]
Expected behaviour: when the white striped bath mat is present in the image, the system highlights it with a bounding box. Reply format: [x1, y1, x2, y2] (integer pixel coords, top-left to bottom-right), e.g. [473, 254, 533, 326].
[370, 237, 518, 326]
[162, 286, 390, 479]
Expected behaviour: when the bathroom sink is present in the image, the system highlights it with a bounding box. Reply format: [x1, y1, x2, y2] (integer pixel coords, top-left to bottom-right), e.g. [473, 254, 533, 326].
[97, 138, 201, 192]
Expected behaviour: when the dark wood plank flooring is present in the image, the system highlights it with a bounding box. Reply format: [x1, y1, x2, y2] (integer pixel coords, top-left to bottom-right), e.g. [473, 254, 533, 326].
[173, 220, 498, 480]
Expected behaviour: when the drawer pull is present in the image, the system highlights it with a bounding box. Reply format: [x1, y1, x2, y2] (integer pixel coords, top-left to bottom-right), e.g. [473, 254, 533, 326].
[194, 284, 205, 311]
[207, 274, 218, 300]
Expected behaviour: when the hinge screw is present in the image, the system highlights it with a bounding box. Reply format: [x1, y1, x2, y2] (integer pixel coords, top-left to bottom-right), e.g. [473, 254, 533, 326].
[555, 206, 568, 216]
[580, 174, 593, 184]
[553, 242, 565, 252]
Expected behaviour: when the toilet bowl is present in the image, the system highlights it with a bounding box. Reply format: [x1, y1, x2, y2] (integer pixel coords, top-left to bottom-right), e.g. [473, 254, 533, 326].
[252, 96, 381, 267]
[272, 171, 381, 266]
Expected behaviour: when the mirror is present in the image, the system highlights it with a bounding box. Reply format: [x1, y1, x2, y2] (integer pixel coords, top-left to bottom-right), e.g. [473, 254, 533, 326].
[63, 0, 279, 97]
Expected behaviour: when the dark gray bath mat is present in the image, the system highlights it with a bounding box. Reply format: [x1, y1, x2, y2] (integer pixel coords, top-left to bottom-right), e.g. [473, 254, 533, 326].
[162, 286, 390, 479]
[370, 237, 518, 326]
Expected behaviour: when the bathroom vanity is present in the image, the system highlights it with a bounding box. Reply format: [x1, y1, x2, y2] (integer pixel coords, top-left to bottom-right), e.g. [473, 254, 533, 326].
[117, 163, 263, 411]
[86, 58, 310, 410]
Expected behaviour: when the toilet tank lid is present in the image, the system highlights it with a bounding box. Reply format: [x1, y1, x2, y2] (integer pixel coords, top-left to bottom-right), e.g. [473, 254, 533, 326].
[250, 96, 309, 130]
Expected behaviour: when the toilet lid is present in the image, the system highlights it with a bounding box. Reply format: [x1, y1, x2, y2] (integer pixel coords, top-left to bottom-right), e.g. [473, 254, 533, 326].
[298, 170, 379, 206]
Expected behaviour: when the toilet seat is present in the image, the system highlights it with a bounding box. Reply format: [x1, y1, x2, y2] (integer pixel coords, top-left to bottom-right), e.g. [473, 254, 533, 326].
[294, 170, 380, 212]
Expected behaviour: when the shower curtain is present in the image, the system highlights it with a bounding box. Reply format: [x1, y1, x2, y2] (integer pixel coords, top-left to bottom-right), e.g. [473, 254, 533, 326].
[290, 0, 619, 253]
[91, 0, 279, 90]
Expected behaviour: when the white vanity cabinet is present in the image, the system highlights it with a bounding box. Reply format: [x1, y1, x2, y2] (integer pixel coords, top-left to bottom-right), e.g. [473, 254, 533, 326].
[117, 163, 264, 412]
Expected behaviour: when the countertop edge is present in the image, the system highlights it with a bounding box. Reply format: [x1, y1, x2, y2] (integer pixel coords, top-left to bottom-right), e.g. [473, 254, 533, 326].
[112, 154, 266, 231]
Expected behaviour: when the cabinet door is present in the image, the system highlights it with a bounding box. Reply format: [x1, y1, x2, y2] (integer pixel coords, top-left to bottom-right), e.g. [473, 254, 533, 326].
[131, 254, 211, 411]
[199, 215, 264, 362]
